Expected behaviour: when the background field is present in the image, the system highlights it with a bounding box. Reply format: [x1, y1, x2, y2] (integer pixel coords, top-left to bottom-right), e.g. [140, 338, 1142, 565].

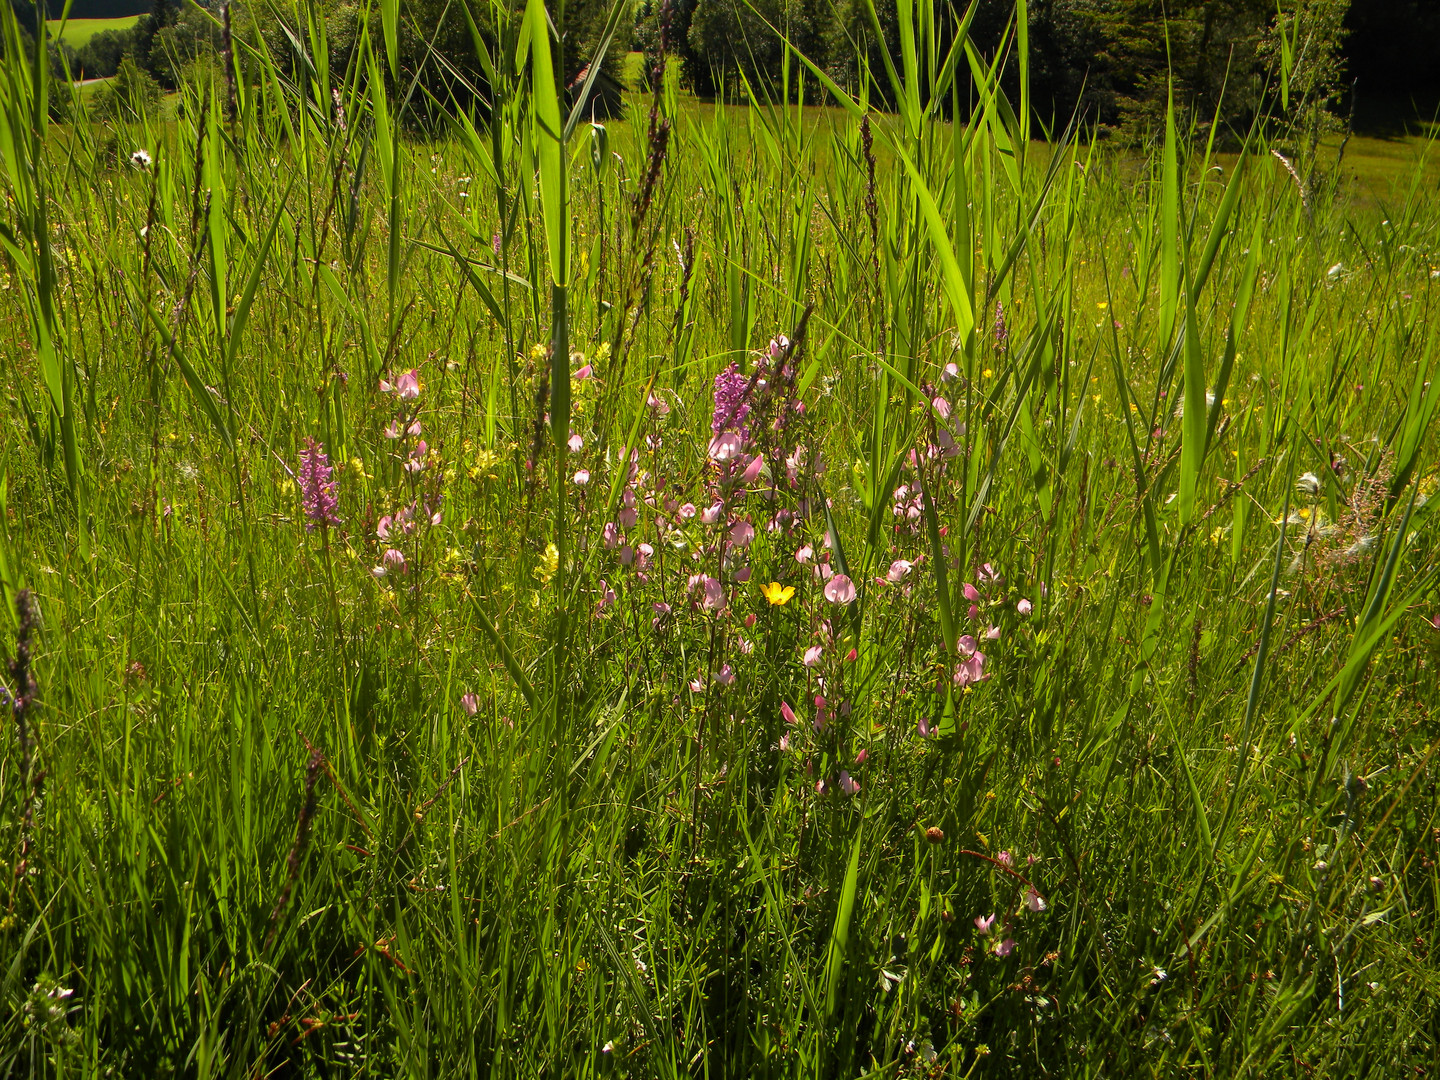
[44, 14, 138, 48]
[1, 2, 1439, 1077]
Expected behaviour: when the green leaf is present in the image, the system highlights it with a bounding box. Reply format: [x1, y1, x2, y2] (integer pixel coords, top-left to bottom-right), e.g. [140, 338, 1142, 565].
[824, 824, 864, 1018]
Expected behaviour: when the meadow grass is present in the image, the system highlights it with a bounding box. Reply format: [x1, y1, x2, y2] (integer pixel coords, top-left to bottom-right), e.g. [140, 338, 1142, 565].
[44, 15, 140, 49]
[1, 2, 1439, 1076]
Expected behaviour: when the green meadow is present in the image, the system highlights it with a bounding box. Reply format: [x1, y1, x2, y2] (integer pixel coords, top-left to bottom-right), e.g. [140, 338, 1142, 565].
[44, 15, 140, 49]
[1, 1, 1438, 1076]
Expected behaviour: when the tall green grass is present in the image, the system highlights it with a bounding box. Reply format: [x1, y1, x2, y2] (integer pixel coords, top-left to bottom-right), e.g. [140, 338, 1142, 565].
[1, 0, 1438, 1075]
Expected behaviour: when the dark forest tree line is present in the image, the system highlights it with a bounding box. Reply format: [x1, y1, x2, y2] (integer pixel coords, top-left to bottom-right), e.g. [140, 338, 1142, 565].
[25, 0, 1440, 138]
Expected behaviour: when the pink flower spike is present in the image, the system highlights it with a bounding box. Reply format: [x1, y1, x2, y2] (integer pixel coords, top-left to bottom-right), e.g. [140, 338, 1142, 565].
[996, 851, 1014, 868]
[957, 635, 977, 657]
[803, 645, 824, 667]
[678, 502, 697, 519]
[377, 515, 393, 540]
[985, 625, 1000, 640]
[974, 914, 995, 935]
[995, 938, 1016, 958]
[738, 453, 765, 485]
[795, 545, 814, 564]
[298, 436, 340, 531]
[839, 771, 860, 796]
[1025, 886, 1047, 913]
[602, 522, 620, 549]
[381, 548, 406, 574]
[963, 583, 981, 602]
[729, 520, 756, 548]
[714, 664, 735, 686]
[824, 574, 856, 605]
[781, 701, 797, 725]
[396, 369, 421, 399]
[932, 396, 952, 420]
[700, 502, 724, 525]
[887, 559, 913, 582]
[460, 693, 479, 716]
[1017, 598, 1033, 615]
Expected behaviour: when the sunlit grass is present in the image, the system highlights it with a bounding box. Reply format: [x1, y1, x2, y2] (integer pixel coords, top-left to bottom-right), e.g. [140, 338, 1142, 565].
[0, 3, 1438, 1076]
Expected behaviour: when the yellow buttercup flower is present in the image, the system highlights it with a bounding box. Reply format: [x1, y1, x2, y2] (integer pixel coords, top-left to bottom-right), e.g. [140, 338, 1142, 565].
[760, 581, 795, 606]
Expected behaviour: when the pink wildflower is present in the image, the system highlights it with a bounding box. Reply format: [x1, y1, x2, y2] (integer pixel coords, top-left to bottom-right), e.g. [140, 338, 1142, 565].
[1025, 886, 1047, 913]
[460, 693, 479, 716]
[839, 771, 860, 796]
[974, 914, 995, 935]
[708, 431, 744, 461]
[823, 574, 856, 605]
[803, 644, 824, 667]
[1017, 598, 1033, 615]
[995, 938, 1016, 958]
[298, 437, 340, 531]
[395, 369, 421, 399]
[712, 362, 752, 438]
[738, 453, 765, 485]
[781, 701, 797, 725]
[701, 576, 725, 611]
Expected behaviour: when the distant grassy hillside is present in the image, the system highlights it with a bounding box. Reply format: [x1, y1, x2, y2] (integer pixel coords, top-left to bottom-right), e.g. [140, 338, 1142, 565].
[46, 14, 139, 48]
